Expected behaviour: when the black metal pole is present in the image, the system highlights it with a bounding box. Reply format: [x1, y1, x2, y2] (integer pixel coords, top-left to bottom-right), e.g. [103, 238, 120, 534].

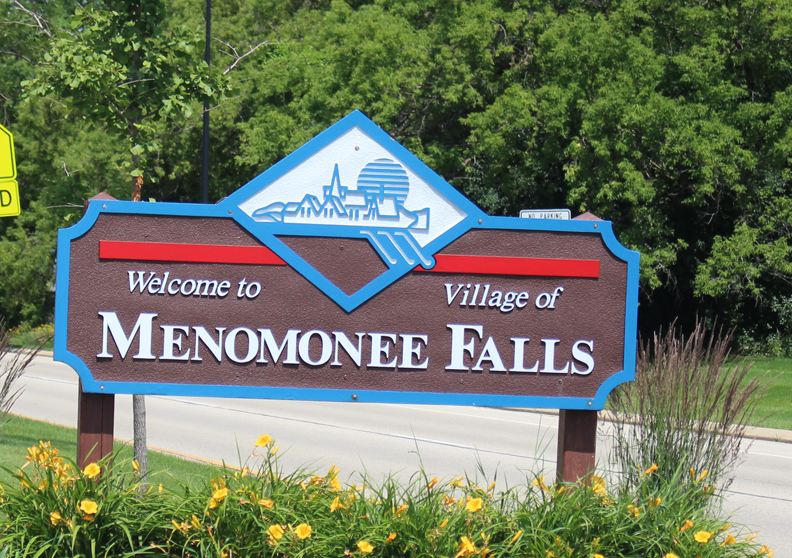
[201, 0, 211, 204]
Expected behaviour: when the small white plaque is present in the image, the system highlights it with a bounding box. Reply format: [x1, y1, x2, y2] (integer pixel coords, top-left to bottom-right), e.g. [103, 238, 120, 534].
[519, 208, 571, 220]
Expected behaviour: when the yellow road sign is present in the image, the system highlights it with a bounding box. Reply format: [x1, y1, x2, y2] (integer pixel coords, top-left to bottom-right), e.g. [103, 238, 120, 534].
[0, 124, 16, 181]
[0, 124, 20, 216]
[0, 180, 20, 217]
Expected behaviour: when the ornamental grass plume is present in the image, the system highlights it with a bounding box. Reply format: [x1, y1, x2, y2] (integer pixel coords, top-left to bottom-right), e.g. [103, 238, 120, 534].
[0, 318, 47, 434]
[607, 319, 770, 490]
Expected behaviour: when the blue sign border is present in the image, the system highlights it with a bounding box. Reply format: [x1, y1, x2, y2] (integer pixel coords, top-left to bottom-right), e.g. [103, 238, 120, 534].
[54, 111, 640, 410]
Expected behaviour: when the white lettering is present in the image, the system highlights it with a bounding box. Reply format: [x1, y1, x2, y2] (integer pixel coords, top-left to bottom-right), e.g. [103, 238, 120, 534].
[500, 291, 518, 313]
[245, 281, 261, 299]
[571, 340, 594, 375]
[399, 334, 429, 369]
[192, 326, 225, 362]
[128, 271, 155, 293]
[331, 331, 365, 367]
[368, 333, 398, 368]
[195, 279, 219, 297]
[478, 284, 490, 307]
[472, 336, 507, 372]
[446, 324, 483, 371]
[147, 277, 162, 294]
[180, 279, 196, 296]
[224, 327, 258, 363]
[161, 325, 190, 360]
[97, 311, 157, 359]
[298, 330, 332, 366]
[540, 339, 570, 374]
[159, 271, 169, 294]
[167, 278, 182, 295]
[257, 329, 300, 364]
[488, 290, 502, 308]
[509, 337, 539, 373]
[445, 283, 464, 305]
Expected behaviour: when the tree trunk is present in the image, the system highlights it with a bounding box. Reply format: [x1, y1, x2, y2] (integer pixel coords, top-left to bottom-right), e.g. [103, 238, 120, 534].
[132, 393, 147, 487]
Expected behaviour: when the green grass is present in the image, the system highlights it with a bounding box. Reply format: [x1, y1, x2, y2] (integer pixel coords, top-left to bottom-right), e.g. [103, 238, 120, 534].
[6, 322, 54, 352]
[743, 356, 792, 430]
[0, 414, 214, 489]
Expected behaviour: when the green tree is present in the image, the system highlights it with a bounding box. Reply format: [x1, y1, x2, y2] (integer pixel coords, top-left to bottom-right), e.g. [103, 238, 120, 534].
[24, 0, 231, 192]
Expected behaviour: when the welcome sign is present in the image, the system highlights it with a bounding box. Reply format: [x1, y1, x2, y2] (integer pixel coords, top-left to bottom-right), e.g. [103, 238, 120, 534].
[55, 111, 639, 410]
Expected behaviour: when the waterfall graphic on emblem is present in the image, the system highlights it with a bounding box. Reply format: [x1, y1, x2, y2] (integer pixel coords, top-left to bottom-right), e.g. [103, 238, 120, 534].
[251, 158, 433, 267]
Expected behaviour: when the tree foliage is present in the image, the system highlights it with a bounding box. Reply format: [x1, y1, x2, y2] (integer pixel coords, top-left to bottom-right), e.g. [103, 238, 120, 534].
[2, 0, 792, 353]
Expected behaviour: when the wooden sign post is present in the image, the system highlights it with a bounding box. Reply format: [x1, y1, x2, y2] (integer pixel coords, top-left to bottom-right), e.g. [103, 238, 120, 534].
[58, 111, 638, 479]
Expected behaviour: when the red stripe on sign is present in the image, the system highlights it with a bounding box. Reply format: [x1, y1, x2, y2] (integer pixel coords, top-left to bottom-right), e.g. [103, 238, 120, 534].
[415, 254, 600, 278]
[99, 241, 287, 266]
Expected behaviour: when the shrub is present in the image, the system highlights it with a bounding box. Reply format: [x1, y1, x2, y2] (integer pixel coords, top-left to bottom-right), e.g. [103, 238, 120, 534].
[0, 437, 775, 557]
[607, 321, 769, 491]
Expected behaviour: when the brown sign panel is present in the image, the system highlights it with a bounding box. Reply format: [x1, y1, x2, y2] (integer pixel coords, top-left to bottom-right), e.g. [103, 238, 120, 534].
[55, 112, 638, 409]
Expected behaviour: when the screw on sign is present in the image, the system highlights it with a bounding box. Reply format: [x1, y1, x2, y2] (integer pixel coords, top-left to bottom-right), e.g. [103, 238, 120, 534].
[0, 123, 20, 217]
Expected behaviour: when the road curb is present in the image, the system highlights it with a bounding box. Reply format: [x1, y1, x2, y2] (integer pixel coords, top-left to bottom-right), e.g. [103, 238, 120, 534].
[499, 407, 792, 445]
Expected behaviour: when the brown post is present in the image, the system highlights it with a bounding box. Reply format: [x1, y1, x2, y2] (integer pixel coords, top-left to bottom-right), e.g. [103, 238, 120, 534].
[77, 383, 115, 468]
[76, 192, 117, 469]
[556, 409, 598, 483]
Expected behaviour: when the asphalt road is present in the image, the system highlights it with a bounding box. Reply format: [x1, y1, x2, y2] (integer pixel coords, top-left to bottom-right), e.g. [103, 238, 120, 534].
[7, 355, 792, 553]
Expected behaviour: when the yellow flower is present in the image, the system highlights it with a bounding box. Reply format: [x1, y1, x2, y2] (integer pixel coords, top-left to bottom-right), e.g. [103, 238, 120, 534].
[385, 532, 397, 543]
[427, 477, 438, 489]
[439, 518, 449, 530]
[664, 554, 679, 558]
[38, 479, 48, 490]
[443, 495, 457, 506]
[271, 446, 279, 455]
[644, 463, 659, 475]
[591, 475, 606, 496]
[450, 475, 463, 487]
[694, 531, 713, 543]
[510, 530, 522, 544]
[212, 487, 229, 502]
[132, 460, 140, 472]
[258, 498, 274, 508]
[594, 554, 605, 558]
[79, 499, 98, 515]
[330, 496, 346, 512]
[255, 435, 272, 447]
[465, 497, 483, 512]
[330, 476, 342, 491]
[50, 511, 62, 525]
[208, 498, 218, 509]
[267, 524, 284, 542]
[722, 533, 737, 545]
[487, 481, 496, 492]
[395, 503, 408, 516]
[698, 470, 709, 481]
[191, 515, 201, 529]
[294, 523, 312, 539]
[455, 536, 477, 558]
[83, 463, 101, 478]
[680, 519, 694, 533]
[357, 540, 374, 553]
